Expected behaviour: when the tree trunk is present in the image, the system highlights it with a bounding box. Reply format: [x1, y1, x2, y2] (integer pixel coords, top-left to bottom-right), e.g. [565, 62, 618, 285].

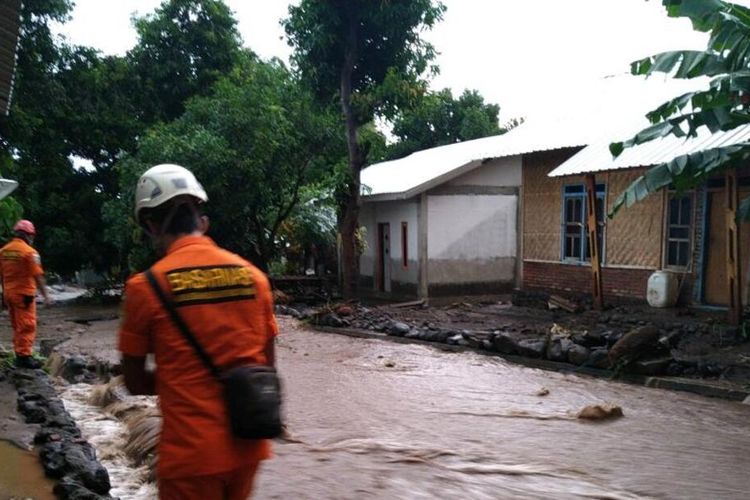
[338, 6, 363, 299]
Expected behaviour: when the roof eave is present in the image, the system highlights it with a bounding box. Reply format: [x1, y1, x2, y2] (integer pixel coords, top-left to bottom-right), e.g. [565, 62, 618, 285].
[548, 164, 646, 178]
[362, 158, 487, 203]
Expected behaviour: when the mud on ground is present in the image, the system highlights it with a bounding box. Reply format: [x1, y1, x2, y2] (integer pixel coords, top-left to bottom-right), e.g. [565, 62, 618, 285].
[2, 294, 749, 392]
[288, 293, 750, 390]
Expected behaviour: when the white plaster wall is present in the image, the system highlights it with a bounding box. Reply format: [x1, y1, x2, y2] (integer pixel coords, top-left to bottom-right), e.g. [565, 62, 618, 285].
[447, 155, 522, 187]
[358, 199, 419, 284]
[359, 203, 376, 277]
[427, 194, 517, 284]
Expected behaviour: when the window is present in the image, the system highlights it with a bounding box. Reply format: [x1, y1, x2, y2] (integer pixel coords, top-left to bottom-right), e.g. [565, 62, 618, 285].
[401, 222, 408, 267]
[562, 183, 605, 262]
[665, 194, 692, 268]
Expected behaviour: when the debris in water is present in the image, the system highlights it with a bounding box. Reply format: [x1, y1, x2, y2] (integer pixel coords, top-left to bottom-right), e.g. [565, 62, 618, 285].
[535, 387, 550, 397]
[384, 361, 396, 368]
[124, 408, 161, 476]
[88, 375, 128, 407]
[576, 404, 624, 421]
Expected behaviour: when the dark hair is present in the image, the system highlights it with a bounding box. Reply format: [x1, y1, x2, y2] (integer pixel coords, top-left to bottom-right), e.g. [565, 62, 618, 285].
[140, 201, 201, 236]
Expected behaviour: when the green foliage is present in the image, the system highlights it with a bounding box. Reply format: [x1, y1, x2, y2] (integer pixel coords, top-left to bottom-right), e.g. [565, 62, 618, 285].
[284, 0, 446, 122]
[0, 351, 48, 371]
[129, 0, 242, 124]
[276, 183, 338, 273]
[0, 0, 252, 277]
[388, 88, 507, 160]
[109, 54, 344, 271]
[284, 0, 446, 296]
[610, 0, 750, 218]
[0, 0, 126, 276]
[0, 197, 23, 241]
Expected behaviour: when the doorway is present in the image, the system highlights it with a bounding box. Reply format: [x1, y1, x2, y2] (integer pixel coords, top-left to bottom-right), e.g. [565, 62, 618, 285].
[377, 223, 392, 292]
[704, 189, 750, 306]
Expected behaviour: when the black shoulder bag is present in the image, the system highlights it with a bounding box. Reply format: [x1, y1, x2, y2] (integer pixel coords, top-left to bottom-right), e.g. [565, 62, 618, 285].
[144, 269, 282, 440]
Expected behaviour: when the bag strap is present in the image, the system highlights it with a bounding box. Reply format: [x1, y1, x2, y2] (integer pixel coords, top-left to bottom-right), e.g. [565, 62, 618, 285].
[144, 268, 222, 380]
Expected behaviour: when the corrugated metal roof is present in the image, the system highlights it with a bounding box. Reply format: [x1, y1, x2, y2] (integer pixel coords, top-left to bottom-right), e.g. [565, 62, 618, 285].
[0, 0, 22, 116]
[361, 113, 615, 201]
[548, 123, 750, 177]
[362, 76, 708, 201]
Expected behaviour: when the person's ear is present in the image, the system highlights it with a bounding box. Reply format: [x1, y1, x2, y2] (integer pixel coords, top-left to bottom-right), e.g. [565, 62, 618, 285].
[199, 215, 210, 234]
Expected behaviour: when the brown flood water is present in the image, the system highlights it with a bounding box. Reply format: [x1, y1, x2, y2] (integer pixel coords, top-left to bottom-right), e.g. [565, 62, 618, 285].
[0, 441, 55, 500]
[252, 318, 750, 499]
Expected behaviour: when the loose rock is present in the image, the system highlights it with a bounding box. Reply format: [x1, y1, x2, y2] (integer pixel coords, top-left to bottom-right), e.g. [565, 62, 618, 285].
[587, 348, 610, 369]
[567, 344, 590, 365]
[491, 332, 518, 354]
[388, 322, 411, 336]
[576, 404, 624, 420]
[608, 326, 660, 366]
[516, 339, 547, 358]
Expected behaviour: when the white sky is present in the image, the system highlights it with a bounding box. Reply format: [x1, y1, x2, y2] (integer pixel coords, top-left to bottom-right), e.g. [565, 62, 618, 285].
[54, 0, 748, 121]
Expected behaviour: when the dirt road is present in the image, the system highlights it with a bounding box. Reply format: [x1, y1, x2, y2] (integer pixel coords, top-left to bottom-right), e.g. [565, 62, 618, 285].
[3, 305, 750, 499]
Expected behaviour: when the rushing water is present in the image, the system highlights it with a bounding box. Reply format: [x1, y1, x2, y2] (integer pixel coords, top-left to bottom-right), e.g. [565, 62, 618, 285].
[60, 317, 750, 499]
[59, 383, 158, 499]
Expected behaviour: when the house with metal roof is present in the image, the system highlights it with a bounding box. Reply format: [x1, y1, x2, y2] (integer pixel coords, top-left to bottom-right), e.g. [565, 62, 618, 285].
[358, 111, 619, 299]
[524, 120, 750, 313]
[358, 75, 740, 305]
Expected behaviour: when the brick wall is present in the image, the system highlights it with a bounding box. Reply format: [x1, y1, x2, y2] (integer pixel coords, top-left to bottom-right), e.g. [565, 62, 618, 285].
[523, 261, 653, 300]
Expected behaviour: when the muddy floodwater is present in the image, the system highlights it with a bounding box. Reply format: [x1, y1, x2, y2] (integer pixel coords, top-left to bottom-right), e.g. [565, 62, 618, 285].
[0, 440, 55, 499]
[252, 319, 750, 499]
[56, 317, 750, 499]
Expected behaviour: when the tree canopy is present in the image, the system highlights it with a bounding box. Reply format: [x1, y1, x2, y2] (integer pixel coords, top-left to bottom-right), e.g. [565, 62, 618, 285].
[388, 88, 506, 160]
[284, 0, 446, 297]
[108, 54, 343, 271]
[0, 0, 252, 276]
[129, 0, 243, 124]
[610, 0, 750, 219]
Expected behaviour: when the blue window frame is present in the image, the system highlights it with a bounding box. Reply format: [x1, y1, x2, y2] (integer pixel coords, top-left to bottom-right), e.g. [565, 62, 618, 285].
[665, 194, 693, 268]
[561, 183, 606, 262]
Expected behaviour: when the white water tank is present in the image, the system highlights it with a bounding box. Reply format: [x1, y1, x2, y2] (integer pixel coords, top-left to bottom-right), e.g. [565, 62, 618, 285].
[647, 270, 679, 308]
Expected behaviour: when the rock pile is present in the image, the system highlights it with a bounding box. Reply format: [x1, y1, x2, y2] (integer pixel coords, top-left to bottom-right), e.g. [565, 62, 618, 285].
[11, 368, 113, 499]
[283, 302, 744, 377]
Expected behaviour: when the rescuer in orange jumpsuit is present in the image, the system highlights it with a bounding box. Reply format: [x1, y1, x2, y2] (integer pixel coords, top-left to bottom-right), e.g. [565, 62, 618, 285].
[118, 164, 278, 500]
[0, 219, 52, 369]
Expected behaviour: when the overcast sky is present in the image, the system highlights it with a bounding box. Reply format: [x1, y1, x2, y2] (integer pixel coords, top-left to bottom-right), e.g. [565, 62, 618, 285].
[54, 0, 745, 121]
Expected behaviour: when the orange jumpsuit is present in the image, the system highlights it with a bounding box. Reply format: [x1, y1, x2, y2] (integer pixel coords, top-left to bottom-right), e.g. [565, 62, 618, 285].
[118, 235, 278, 500]
[0, 238, 44, 357]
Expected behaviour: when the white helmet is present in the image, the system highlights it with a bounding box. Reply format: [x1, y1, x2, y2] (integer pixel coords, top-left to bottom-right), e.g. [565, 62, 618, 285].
[134, 164, 208, 222]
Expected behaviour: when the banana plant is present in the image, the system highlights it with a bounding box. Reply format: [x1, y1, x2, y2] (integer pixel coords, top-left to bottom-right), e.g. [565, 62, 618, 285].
[610, 0, 750, 220]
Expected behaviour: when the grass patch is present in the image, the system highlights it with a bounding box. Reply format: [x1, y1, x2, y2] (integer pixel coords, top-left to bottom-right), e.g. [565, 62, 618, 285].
[0, 350, 48, 372]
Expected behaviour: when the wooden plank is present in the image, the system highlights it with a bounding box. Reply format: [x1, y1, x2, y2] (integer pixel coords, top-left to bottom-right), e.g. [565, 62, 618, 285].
[418, 193, 429, 299]
[548, 294, 581, 313]
[726, 169, 742, 325]
[390, 299, 425, 309]
[705, 190, 728, 305]
[585, 174, 604, 310]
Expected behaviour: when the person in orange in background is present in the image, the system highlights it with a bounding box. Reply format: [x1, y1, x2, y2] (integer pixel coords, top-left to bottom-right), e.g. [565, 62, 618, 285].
[118, 164, 278, 500]
[0, 219, 52, 369]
